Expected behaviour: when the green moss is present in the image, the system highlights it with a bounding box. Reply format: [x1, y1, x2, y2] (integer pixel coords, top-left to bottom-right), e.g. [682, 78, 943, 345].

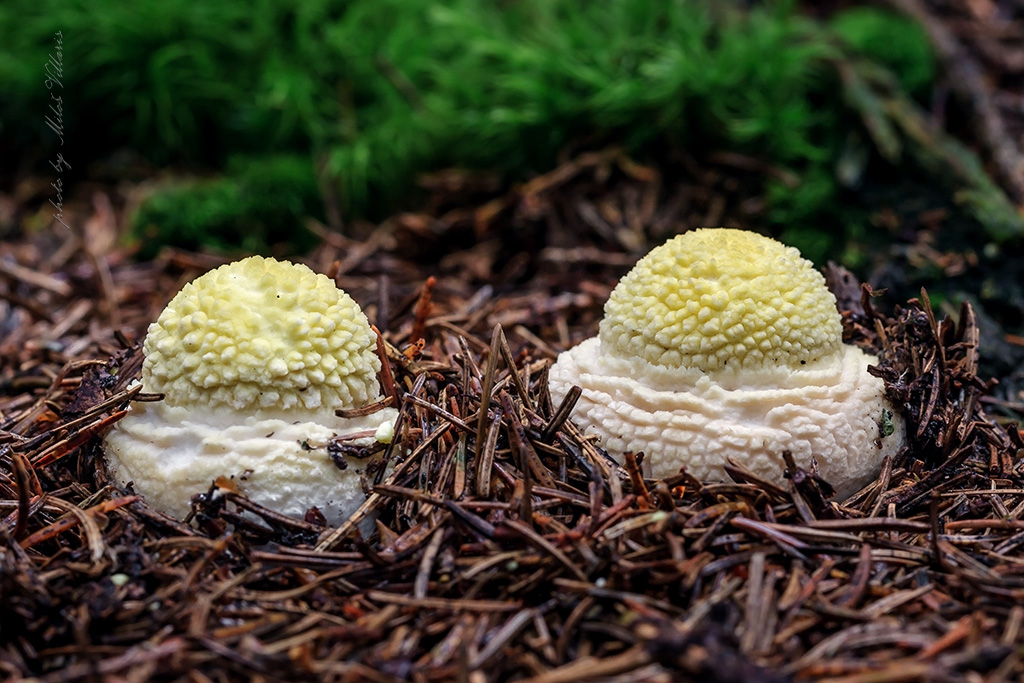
[2, 0, 946, 255]
[830, 7, 936, 98]
[130, 155, 321, 257]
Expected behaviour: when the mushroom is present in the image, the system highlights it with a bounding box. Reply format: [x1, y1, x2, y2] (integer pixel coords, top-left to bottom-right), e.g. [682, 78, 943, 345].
[103, 256, 399, 525]
[549, 228, 904, 498]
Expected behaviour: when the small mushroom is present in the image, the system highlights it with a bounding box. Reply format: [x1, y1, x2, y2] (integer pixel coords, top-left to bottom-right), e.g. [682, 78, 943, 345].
[103, 256, 399, 525]
[549, 228, 905, 498]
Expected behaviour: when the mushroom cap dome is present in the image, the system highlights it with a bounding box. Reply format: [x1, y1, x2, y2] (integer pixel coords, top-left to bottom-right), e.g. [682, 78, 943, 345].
[143, 255, 380, 412]
[600, 228, 843, 377]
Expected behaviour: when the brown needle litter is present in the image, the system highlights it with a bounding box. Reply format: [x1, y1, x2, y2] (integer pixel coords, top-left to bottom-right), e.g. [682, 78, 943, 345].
[5, 155, 1024, 681]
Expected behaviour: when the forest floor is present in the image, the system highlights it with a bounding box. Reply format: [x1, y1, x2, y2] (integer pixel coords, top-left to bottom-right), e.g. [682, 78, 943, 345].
[4, 0, 1024, 681]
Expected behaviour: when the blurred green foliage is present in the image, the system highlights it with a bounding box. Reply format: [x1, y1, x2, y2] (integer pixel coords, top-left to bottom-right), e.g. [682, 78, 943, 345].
[131, 156, 322, 255]
[1, 0, 939, 259]
[831, 7, 936, 98]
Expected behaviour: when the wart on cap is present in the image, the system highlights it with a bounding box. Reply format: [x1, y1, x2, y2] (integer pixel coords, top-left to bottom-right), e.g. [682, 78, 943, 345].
[549, 228, 905, 499]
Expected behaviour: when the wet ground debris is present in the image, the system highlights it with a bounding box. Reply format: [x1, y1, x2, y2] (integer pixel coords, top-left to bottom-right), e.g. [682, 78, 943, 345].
[2, 222, 1024, 680]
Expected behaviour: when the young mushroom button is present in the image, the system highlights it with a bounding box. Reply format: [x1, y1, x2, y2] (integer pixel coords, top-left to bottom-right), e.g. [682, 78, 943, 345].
[548, 228, 905, 499]
[103, 256, 399, 525]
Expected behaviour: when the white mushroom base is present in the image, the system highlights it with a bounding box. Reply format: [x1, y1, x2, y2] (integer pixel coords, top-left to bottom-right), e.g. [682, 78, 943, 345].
[103, 401, 399, 526]
[549, 338, 904, 500]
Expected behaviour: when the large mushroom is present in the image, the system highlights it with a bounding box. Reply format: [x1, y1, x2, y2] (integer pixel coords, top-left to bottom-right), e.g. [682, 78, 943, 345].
[103, 256, 398, 525]
[549, 228, 904, 498]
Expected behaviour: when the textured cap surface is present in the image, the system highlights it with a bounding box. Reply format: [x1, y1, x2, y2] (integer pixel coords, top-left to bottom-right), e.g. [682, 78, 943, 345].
[599, 228, 843, 375]
[143, 256, 380, 411]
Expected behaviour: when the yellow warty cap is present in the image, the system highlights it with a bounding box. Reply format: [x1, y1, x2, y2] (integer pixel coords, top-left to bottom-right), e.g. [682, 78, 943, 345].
[599, 228, 842, 373]
[142, 256, 380, 411]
